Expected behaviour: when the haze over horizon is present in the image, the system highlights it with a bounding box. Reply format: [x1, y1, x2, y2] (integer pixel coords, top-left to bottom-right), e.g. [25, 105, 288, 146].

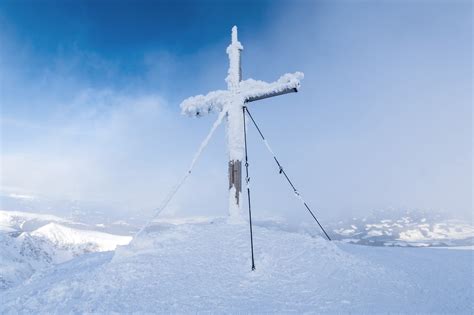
[1, 0, 471, 222]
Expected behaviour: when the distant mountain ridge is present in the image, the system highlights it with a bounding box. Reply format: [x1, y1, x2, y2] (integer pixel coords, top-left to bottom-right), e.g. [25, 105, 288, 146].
[329, 210, 473, 247]
[0, 210, 132, 290]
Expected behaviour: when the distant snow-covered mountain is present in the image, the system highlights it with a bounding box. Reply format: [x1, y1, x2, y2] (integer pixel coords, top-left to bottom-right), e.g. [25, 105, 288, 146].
[329, 210, 473, 247]
[0, 192, 143, 234]
[0, 210, 132, 290]
[0, 209, 73, 233]
[31, 222, 131, 254]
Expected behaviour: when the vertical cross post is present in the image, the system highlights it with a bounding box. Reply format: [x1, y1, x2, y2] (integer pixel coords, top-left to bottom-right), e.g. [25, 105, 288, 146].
[226, 26, 244, 219]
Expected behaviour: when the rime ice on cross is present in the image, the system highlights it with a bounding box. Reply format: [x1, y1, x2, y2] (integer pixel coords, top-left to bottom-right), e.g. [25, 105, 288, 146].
[180, 26, 303, 220]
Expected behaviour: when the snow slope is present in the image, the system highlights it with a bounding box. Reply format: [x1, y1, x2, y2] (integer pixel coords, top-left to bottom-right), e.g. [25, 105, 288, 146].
[1, 218, 472, 313]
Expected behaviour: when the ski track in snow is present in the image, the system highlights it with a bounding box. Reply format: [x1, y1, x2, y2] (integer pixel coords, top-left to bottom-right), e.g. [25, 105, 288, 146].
[1, 219, 472, 313]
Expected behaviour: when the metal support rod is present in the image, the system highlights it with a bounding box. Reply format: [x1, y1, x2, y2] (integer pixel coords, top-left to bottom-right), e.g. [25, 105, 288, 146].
[244, 107, 332, 241]
[243, 106, 256, 270]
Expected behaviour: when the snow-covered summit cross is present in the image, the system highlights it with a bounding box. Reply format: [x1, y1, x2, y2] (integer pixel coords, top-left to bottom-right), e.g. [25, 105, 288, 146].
[180, 26, 303, 219]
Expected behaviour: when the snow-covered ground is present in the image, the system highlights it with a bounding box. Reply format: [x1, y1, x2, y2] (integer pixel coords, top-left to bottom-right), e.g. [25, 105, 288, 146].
[1, 217, 473, 313]
[1, 207, 472, 313]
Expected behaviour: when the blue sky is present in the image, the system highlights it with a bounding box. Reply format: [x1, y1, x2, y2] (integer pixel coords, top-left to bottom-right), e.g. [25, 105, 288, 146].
[0, 0, 471, 221]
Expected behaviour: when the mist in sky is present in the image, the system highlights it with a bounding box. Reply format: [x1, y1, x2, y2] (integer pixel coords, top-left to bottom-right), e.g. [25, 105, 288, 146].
[0, 0, 471, 223]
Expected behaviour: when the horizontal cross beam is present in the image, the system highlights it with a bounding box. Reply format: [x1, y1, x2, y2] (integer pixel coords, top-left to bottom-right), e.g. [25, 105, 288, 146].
[245, 87, 298, 103]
